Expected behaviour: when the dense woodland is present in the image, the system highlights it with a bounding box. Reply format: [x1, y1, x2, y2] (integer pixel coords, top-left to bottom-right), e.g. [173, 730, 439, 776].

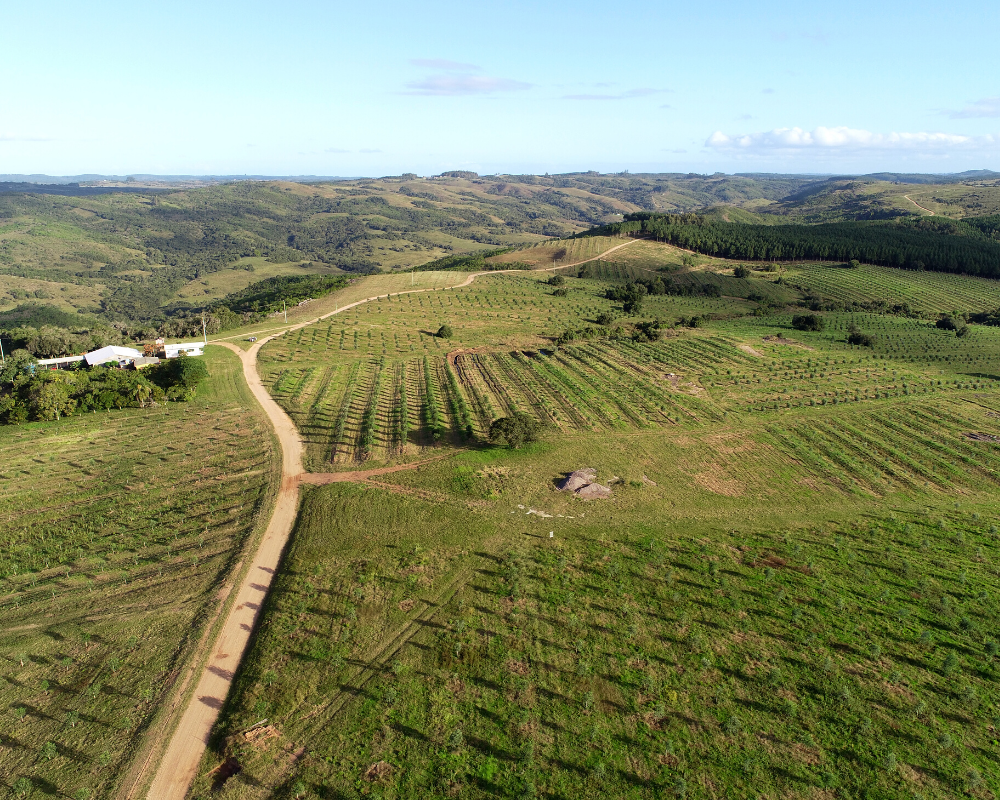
[589, 213, 1000, 278]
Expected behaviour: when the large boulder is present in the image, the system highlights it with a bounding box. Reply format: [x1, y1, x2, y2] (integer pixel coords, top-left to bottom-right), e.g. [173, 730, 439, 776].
[558, 468, 597, 492]
[576, 482, 612, 499]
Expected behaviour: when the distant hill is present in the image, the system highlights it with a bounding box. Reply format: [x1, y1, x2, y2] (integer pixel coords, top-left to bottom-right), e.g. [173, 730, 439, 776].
[3, 170, 999, 328]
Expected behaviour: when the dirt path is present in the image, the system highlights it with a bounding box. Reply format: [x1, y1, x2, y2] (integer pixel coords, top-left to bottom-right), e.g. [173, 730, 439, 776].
[209, 236, 645, 345]
[144, 339, 303, 800]
[144, 237, 646, 798]
[903, 194, 935, 216]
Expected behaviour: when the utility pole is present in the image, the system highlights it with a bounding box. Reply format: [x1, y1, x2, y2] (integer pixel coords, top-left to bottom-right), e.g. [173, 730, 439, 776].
[201, 313, 207, 344]
[283, 300, 287, 323]
[0, 335, 5, 365]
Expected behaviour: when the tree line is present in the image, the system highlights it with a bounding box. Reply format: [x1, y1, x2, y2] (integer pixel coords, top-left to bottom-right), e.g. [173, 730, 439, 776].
[584, 213, 1000, 279]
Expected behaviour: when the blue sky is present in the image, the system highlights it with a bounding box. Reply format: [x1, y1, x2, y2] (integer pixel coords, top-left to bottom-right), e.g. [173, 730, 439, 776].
[3, 0, 998, 176]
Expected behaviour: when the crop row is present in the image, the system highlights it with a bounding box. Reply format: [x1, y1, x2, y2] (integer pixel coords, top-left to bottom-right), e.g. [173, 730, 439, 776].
[767, 400, 1000, 494]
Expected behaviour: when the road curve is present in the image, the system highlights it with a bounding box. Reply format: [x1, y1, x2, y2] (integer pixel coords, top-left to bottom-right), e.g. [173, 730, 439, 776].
[143, 235, 644, 798]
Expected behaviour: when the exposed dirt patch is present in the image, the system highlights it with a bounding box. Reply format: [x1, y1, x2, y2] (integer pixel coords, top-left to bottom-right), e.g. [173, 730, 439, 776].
[507, 659, 530, 676]
[398, 599, 416, 612]
[364, 761, 394, 783]
[737, 344, 764, 357]
[243, 724, 280, 745]
[763, 335, 814, 350]
[210, 757, 242, 791]
[693, 466, 745, 497]
[665, 373, 704, 394]
[752, 554, 812, 576]
[965, 432, 1000, 442]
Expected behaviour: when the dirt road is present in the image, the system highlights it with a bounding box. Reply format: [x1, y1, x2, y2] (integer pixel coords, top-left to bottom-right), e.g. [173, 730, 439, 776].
[144, 339, 302, 799]
[143, 235, 645, 798]
[903, 194, 935, 216]
[209, 236, 645, 345]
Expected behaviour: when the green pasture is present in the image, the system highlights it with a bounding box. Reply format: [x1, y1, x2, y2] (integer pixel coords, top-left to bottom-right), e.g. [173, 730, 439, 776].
[194, 430, 1000, 799]
[0, 348, 279, 799]
[192, 258, 1000, 798]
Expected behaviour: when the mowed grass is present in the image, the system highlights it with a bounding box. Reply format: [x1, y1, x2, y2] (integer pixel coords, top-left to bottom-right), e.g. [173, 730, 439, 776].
[175, 258, 344, 303]
[193, 430, 1000, 800]
[487, 236, 630, 268]
[191, 255, 1000, 799]
[213, 271, 478, 348]
[0, 348, 279, 799]
[784, 262, 1000, 316]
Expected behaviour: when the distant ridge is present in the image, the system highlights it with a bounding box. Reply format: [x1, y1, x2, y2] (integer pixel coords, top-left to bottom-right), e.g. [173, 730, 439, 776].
[0, 174, 355, 184]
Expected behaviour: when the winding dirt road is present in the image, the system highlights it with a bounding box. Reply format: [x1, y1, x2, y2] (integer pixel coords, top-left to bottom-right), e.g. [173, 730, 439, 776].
[142, 235, 644, 799]
[903, 194, 935, 216]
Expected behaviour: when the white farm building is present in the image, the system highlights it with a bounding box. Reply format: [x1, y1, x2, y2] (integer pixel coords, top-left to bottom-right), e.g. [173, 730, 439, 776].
[163, 342, 205, 358]
[84, 345, 143, 366]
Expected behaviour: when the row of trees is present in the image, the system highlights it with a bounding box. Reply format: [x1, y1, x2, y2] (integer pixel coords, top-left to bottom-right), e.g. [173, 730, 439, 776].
[0, 354, 208, 424]
[589, 213, 1000, 279]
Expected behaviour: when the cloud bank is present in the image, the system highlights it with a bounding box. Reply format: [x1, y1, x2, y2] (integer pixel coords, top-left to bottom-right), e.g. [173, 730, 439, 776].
[404, 58, 531, 96]
[948, 97, 1000, 119]
[706, 126, 996, 152]
[404, 75, 532, 96]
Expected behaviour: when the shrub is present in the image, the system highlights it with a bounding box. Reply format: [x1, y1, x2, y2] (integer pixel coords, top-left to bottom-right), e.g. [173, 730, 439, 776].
[847, 329, 875, 347]
[547, 275, 566, 286]
[436, 324, 453, 339]
[734, 265, 751, 278]
[792, 314, 824, 332]
[848, 259, 861, 269]
[595, 311, 617, 326]
[633, 320, 662, 343]
[489, 413, 543, 449]
[935, 315, 959, 331]
[552, 287, 568, 297]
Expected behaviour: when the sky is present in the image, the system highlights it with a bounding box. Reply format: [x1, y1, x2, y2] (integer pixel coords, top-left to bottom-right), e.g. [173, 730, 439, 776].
[2, 0, 999, 176]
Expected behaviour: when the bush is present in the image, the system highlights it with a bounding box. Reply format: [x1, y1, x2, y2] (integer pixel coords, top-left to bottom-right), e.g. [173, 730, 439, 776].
[633, 320, 662, 343]
[936, 315, 959, 331]
[847, 325, 875, 347]
[552, 288, 568, 297]
[595, 311, 617, 326]
[848, 259, 861, 269]
[734, 265, 751, 278]
[149, 354, 209, 392]
[792, 314, 824, 332]
[436, 324, 453, 339]
[547, 275, 566, 286]
[489, 413, 544, 449]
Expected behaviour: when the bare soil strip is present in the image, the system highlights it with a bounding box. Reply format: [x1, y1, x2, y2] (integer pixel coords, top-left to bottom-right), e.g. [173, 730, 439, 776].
[144, 237, 645, 798]
[904, 194, 936, 216]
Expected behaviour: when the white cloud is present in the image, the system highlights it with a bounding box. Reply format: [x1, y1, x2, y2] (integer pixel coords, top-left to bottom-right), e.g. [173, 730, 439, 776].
[409, 58, 480, 72]
[706, 126, 996, 151]
[403, 75, 532, 96]
[948, 97, 1000, 119]
[562, 88, 661, 101]
[325, 147, 349, 153]
[360, 148, 382, 154]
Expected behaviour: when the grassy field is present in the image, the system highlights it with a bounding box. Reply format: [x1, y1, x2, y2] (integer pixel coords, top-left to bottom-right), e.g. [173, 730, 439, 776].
[187, 253, 1000, 799]
[0, 348, 279, 799]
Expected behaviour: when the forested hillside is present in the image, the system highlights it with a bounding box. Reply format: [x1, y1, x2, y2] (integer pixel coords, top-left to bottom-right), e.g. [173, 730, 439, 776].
[591, 213, 1000, 278]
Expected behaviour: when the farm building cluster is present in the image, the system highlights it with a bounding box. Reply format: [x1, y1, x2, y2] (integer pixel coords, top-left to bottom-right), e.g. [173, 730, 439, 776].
[35, 340, 205, 370]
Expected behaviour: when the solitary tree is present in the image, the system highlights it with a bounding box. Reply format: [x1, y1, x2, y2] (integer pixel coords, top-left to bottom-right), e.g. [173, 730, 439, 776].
[436, 324, 454, 339]
[792, 314, 824, 332]
[489, 413, 544, 449]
